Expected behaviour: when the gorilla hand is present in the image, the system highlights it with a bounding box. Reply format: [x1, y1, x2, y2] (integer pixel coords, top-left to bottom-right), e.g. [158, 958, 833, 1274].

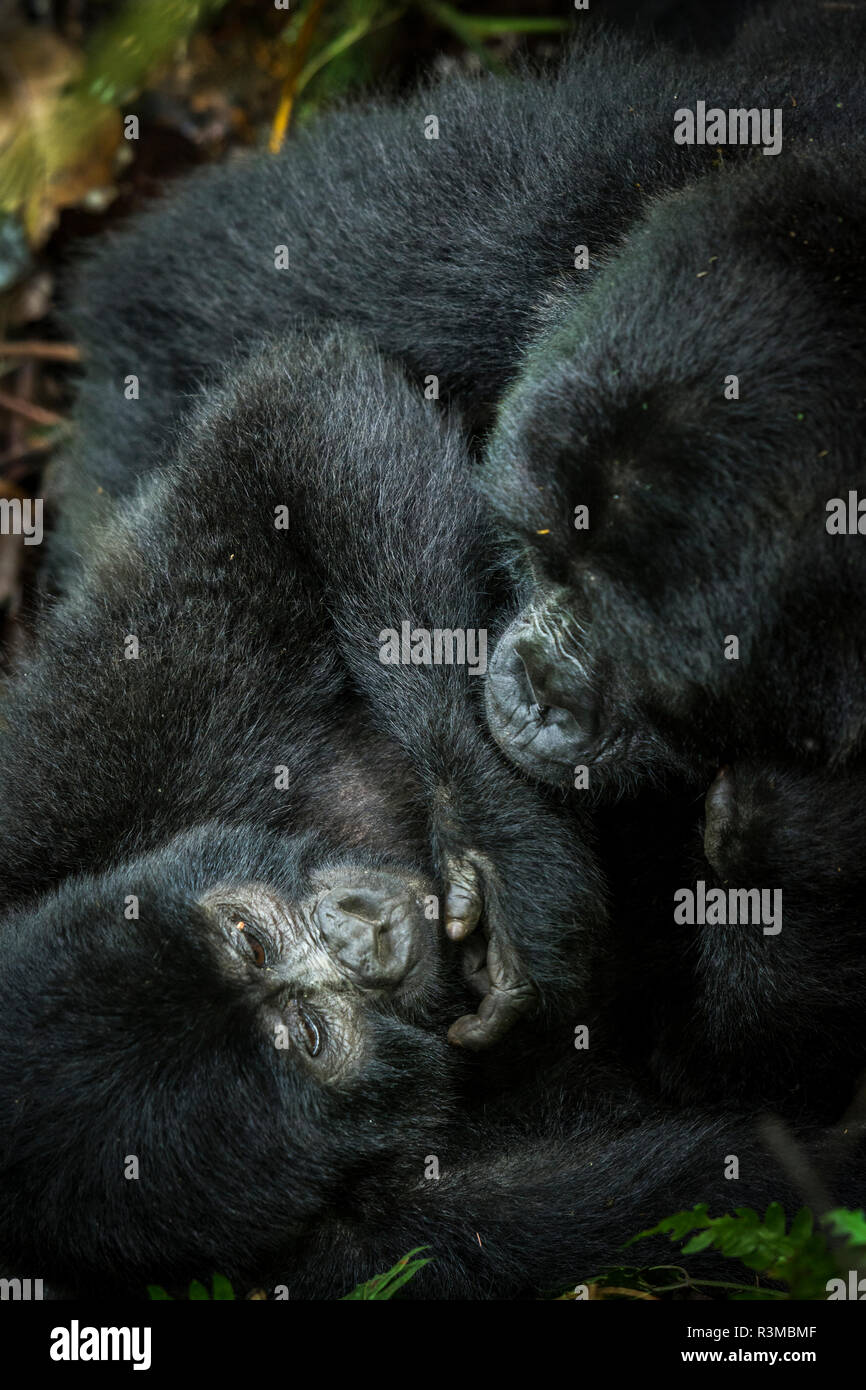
[443, 852, 538, 1049]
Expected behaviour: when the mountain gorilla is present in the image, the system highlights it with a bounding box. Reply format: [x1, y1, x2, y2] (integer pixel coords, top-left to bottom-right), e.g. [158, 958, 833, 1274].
[55, 2, 862, 549]
[481, 139, 866, 1111]
[483, 145, 866, 794]
[2, 332, 606, 1047]
[55, 1, 866, 822]
[4, 0, 866, 1297]
[455, 7, 866, 1120]
[0, 329, 607, 1295]
[6, 827, 865, 1298]
[1, 331, 864, 1296]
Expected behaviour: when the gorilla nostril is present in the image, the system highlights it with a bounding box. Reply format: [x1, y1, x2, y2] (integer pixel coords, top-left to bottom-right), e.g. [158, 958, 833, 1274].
[515, 650, 545, 712]
[372, 919, 396, 965]
[334, 891, 385, 925]
[515, 653, 566, 728]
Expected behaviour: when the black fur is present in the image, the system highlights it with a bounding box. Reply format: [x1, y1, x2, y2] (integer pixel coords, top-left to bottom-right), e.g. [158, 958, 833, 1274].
[2, 332, 863, 1296]
[597, 767, 866, 1116]
[5, 819, 860, 1298]
[478, 126, 866, 1100]
[4, 1, 866, 1297]
[0, 331, 618, 1295]
[483, 144, 866, 793]
[55, 3, 865, 553]
[7, 332, 605, 1020]
[453, 6, 866, 1118]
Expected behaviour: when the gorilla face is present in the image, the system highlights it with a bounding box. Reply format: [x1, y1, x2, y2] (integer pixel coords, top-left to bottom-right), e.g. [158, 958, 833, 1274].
[481, 156, 866, 796]
[198, 862, 441, 1084]
[0, 824, 456, 1291]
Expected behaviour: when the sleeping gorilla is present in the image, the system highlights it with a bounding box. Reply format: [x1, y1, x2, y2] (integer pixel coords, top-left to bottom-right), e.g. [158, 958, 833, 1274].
[0, 328, 595, 1294]
[3, 0, 864, 1295]
[52, 4, 866, 841]
[6, 837, 866, 1299]
[52, 4, 866, 907]
[1, 329, 864, 1297]
[458, 8, 866, 1117]
[481, 140, 866, 1105]
[483, 143, 866, 793]
[55, 0, 865, 553]
[2, 331, 606, 1050]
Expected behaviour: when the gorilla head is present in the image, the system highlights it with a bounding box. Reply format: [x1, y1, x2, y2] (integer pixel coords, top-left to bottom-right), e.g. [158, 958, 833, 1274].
[0, 823, 456, 1294]
[482, 149, 866, 791]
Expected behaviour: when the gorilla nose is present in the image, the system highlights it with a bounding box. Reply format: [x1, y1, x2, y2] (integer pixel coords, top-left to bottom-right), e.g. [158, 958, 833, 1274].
[314, 879, 423, 986]
[485, 616, 597, 779]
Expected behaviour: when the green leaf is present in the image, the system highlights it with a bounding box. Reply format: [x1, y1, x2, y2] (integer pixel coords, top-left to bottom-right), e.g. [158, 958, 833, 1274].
[291, 6, 406, 102]
[416, 1, 503, 70]
[441, 14, 570, 36]
[729, 1288, 786, 1301]
[789, 1208, 814, 1243]
[342, 1247, 432, 1299]
[826, 1207, 866, 1249]
[83, 0, 231, 104]
[681, 1229, 718, 1255]
[764, 1203, 786, 1238]
[188, 1279, 210, 1300]
[628, 1203, 711, 1245]
[147, 1284, 172, 1300]
[211, 1273, 235, 1301]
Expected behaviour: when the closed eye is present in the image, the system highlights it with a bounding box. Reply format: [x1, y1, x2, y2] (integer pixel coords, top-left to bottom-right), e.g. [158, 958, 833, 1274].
[234, 920, 267, 968]
[288, 999, 323, 1057]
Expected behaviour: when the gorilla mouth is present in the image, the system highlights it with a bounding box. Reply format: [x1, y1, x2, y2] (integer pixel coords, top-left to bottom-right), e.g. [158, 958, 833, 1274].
[483, 607, 623, 785]
[484, 657, 629, 786]
[492, 705, 628, 784]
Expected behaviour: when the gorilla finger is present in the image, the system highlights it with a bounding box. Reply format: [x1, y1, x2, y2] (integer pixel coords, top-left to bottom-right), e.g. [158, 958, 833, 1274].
[444, 855, 484, 941]
[447, 983, 536, 1050]
[485, 929, 531, 996]
[460, 932, 490, 994]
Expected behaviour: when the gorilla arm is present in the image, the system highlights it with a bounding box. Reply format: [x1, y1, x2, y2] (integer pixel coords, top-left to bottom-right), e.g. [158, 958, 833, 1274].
[279, 1103, 862, 1298]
